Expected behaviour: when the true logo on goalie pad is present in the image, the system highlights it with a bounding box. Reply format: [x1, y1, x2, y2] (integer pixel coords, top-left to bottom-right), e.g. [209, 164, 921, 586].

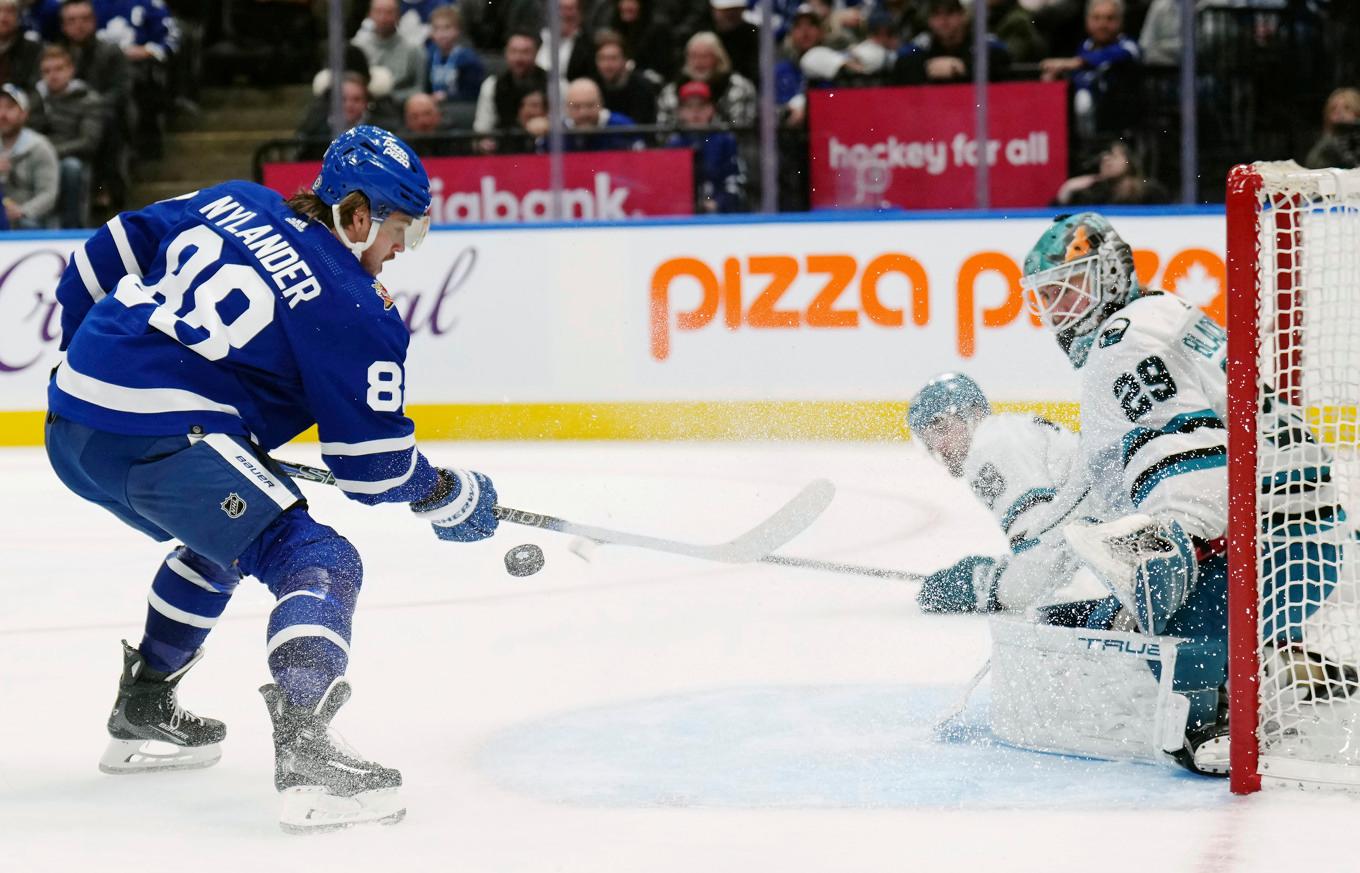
[1077, 636, 1162, 658]
[221, 493, 247, 519]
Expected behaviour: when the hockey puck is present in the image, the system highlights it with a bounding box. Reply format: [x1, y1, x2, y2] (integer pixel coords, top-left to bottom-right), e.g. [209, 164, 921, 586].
[505, 544, 545, 577]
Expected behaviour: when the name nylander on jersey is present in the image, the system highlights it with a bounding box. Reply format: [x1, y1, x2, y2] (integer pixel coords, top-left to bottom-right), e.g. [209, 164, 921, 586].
[48, 180, 438, 505]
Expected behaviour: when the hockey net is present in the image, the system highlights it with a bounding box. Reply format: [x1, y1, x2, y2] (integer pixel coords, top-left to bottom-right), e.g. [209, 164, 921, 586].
[1227, 161, 1360, 792]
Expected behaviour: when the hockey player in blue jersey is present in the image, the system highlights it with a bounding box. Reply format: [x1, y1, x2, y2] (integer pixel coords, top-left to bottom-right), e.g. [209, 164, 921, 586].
[44, 125, 494, 832]
[1021, 212, 1355, 774]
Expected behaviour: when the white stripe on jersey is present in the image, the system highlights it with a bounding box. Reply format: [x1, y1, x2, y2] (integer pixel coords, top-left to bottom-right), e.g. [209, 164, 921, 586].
[333, 452, 419, 495]
[275, 590, 325, 606]
[56, 361, 241, 417]
[107, 216, 143, 277]
[266, 624, 350, 656]
[319, 434, 416, 457]
[73, 245, 104, 303]
[201, 434, 296, 510]
[147, 589, 218, 629]
[167, 556, 220, 593]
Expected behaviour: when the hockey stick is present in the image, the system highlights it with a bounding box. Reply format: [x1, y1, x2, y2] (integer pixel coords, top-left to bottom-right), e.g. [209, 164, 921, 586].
[932, 659, 991, 737]
[275, 459, 835, 564]
[760, 554, 924, 582]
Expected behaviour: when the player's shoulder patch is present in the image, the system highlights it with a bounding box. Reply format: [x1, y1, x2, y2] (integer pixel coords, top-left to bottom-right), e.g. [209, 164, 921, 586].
[372, 279, 396, 310]
[1098, 317, 1131, 348]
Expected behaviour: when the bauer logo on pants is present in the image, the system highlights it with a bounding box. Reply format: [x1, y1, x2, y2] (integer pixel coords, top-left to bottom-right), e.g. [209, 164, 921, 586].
[221, 493, 247, 519]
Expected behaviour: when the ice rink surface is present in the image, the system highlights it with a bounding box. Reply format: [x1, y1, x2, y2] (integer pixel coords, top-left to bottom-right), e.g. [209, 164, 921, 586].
[3, 441, 1359, 873]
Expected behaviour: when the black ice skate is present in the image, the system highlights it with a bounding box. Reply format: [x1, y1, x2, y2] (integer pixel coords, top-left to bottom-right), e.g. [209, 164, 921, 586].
[260, 679, 404, 834]
[99, 640, 226, 774]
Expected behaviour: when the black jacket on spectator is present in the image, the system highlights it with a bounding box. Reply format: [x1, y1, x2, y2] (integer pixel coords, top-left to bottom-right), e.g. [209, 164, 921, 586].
[713, 20, 760, 84]
[595, 70, 657, 124]
[594, 0, 678, 82]
[891, 31, 1011, 86]
[31, 79, 104, 161]
[493, 67, 547, 130]
[62, 36, 130, 118]
[0, 36, 41, 91]
[461, 0, 543, 52]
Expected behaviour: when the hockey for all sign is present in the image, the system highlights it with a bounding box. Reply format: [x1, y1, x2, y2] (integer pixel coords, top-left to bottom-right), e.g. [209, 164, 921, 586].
[262, 149, 695, 222]
[807, 82, 1069, 210]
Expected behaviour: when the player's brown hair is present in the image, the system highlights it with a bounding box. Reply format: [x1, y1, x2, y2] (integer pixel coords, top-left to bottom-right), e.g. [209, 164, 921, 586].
[285, 189, 370, 232]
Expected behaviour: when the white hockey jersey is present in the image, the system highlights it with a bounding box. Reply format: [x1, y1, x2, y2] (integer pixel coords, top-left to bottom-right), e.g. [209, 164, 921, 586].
[1075, 292, 1230, 541]
[962, 414, 1107, 610]
[1079, 290, 1345, 536]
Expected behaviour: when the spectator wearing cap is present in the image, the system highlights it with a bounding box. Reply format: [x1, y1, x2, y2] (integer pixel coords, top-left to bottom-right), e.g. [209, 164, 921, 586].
[1039, 0, 1140, 149]
[986, 0, 1046, 64]
[706, 0, 759, 84]
[664, 79, 747, 213]
[536, 0, 595, 82]
[891, 0, 1011, 85]
[425, 5, 485, 111]
[562, 77, 644, 151]
[657, 31, 756, 128]
[591, 28, 658, 124]
[0, 0, 40, 92]
[0, 83, 58, 228]
[775, 4, 827, 126]
[591, 0, 677, 83]
[353, 0, 428, 105]
[474, 30, 548, 137]
[29, 44, 101, 227]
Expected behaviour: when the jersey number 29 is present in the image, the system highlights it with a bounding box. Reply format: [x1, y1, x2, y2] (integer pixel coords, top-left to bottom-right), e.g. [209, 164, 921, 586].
[1114, 355, 1178, 422]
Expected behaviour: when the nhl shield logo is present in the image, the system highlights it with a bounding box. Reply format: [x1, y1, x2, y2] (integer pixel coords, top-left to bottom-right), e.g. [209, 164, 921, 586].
[221, 493, 247, 519]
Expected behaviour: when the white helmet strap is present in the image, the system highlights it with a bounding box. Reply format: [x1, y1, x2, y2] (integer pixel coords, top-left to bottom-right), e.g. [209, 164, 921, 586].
[332, 203, 382, 258]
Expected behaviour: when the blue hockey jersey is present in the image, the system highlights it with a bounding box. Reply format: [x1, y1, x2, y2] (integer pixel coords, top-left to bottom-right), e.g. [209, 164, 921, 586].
[49, 180, 440, 506]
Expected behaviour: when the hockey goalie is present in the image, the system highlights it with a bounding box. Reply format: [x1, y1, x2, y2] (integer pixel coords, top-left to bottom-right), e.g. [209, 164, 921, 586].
[975, 211, 1358, 776]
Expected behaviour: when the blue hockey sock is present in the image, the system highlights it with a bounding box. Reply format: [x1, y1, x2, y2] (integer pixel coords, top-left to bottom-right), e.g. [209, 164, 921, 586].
[240, 509, 363, 709]
[140, 546, 241, 674]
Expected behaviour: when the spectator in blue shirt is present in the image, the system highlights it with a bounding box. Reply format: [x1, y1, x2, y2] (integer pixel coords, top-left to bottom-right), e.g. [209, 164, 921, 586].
[664, 79, 747, 213]
[426, 4, 484, 126]
[1040, 0, 1141, 145]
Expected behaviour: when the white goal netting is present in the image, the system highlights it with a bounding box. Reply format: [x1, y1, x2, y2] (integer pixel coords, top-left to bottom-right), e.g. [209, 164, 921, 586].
[1247, 162, 1360, 788]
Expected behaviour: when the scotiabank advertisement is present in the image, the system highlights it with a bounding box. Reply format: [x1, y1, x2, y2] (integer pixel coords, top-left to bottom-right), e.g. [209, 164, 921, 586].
[0, 212, 1225, 441]
[262, 149, 695, 222]
[808, 82, 1069, 210]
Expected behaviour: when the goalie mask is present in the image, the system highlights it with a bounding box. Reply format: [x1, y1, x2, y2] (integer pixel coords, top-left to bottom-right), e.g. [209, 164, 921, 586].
[907, 372, 991, 477]
[1021, 213, 1142, 367]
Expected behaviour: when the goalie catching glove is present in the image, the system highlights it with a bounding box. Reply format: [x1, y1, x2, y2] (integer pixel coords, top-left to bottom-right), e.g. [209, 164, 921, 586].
[1063, 514, 1197, 635]
[410, 468, 499, 542]
[918, 555, 1004, 614]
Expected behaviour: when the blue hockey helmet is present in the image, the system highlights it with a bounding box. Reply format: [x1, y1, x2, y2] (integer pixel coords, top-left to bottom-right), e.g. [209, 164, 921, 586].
[907, 372, 991, 433]
[1020, 212, 1141, 366]
[313, 125, 432, 255]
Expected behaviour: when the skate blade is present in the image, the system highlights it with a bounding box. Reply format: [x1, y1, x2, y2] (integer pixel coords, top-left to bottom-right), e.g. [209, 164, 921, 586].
[98, 738, 222, 775]
[1191, 735, 1231, 776]
[279, 786, 405, 835]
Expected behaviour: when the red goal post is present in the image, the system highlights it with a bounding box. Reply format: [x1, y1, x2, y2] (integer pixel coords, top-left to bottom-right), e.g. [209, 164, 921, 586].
[1227, 161, 1360, 794]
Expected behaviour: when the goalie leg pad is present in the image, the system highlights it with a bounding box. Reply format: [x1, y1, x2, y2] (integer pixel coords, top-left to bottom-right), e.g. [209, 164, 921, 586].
[1064, 515, 1198, 635]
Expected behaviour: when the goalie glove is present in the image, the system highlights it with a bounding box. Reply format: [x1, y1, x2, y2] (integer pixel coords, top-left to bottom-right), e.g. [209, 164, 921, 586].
[410, 468, 499, 542]
[918, 555, 1004, 614]
[1063, 514, 1197, 635]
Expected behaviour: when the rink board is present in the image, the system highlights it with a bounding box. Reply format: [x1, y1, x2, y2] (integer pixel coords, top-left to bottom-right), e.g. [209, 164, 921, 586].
[0, 208, 1225, 445]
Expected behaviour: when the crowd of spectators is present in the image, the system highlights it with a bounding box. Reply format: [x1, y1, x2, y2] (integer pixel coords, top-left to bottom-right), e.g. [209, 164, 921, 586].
[298, 0, 1271, 212]
[0, 0, 191, 228]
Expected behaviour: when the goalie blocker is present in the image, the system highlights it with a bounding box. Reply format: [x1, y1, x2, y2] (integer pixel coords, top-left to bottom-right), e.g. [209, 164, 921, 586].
[989, 615, 1228, 774]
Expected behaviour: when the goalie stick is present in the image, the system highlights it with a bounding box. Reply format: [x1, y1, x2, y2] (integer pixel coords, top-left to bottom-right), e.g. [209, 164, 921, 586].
[275, 459, 835, 564]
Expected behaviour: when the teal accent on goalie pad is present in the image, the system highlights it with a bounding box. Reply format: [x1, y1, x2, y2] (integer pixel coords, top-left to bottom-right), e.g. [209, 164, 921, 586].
[476, 685, 1228, 810]
[1261, 538, 1342, 643]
